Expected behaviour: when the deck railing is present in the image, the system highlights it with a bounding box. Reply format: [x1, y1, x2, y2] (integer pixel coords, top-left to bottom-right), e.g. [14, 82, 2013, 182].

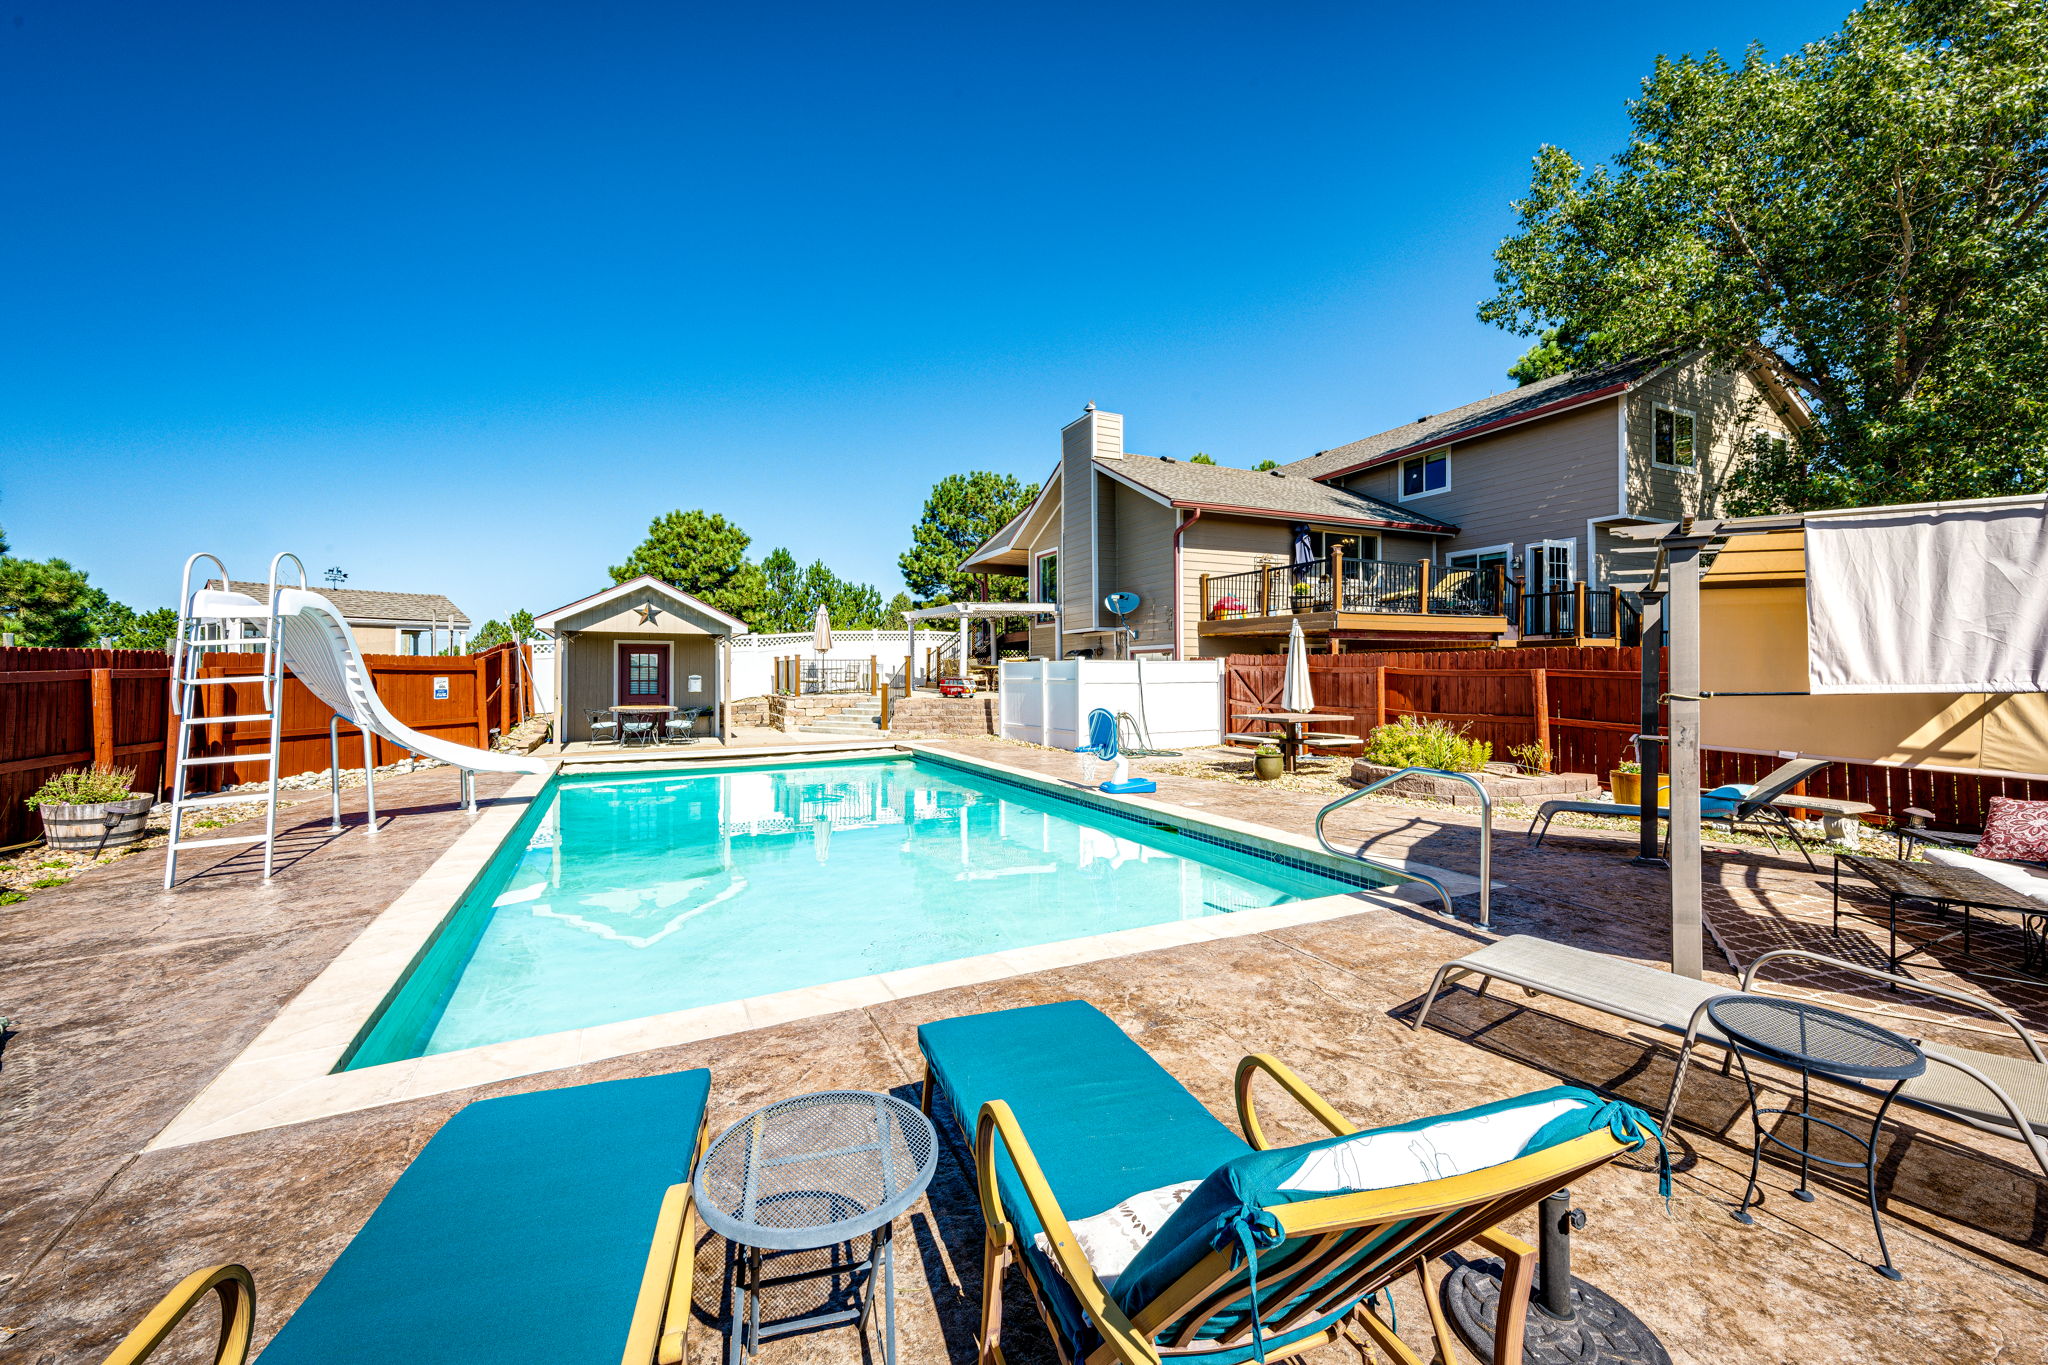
[1519, 585, 1639, 643]
[1201, 557, 1503, 621]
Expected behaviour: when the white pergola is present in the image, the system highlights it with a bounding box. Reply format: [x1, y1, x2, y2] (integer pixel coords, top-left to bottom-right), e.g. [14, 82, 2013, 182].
[900, 600, 1061, 673]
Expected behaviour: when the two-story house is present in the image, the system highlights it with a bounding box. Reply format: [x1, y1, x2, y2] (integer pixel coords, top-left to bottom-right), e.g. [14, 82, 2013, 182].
[961, 352, 1805, 657]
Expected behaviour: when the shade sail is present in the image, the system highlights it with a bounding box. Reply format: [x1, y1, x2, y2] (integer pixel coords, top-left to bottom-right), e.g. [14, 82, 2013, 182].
[1806, 501, 2048, 694]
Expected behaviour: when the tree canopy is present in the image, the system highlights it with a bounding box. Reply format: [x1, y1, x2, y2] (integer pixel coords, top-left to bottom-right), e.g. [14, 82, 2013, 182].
[609, 509, 769, 624]
[898, 471, 1040, 606]
[1481, 0, 2048, 511]
[753, 546, 894, 631]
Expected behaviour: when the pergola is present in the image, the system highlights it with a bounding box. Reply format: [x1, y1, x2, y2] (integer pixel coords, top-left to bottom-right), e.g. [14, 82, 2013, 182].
[899, 600, 1061, 673]
[1612, 495, 2048, 978]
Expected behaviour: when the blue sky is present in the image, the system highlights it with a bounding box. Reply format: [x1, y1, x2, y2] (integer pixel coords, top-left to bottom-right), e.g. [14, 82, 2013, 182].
[1, 0, 1849, 625]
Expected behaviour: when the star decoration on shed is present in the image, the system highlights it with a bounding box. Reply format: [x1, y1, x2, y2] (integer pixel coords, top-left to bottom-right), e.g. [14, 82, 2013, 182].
[635, 604, 660, 625]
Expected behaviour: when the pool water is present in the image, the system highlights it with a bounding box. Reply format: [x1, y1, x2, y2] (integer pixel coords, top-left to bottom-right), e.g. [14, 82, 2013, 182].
[343, 756, 1372, 1067]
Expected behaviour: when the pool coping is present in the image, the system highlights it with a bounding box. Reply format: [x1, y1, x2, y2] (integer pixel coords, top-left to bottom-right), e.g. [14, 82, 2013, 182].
[146, 744, 1481, 1150]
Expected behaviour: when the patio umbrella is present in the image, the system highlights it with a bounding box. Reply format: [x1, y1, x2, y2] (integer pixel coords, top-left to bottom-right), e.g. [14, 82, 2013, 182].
[1282, 616, 1315, 713]
[812, 604, 833, 653]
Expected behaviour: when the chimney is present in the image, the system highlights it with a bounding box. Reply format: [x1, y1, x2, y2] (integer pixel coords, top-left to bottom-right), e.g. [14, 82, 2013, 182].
[1058, 404, 1123, 630]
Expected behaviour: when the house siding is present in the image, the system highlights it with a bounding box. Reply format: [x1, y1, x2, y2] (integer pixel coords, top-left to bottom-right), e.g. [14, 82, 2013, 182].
[1330, 399, 1622, 587]
[1099, 480, 1177, 652]
[1626, 357, 1788, 523]
[560, 632, 720, 741]
[1180, 514, 1293, 657]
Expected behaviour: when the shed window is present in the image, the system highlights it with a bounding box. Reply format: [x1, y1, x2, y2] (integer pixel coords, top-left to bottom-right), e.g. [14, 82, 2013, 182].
[1400, 452, 1449, 497]
[1653, 406, 1698, 468]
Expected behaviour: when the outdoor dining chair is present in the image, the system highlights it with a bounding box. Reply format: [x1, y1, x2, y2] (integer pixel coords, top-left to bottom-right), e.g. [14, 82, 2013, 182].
[664, 708, 704, 744]
[620, 716, 657, 747]
[587, 709, 618, 745]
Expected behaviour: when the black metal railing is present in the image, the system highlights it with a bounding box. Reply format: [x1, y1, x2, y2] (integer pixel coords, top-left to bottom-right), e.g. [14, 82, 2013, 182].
[799, 660, 873, 693]
[1519, 586, 1640, 643]
[1202, 558, 1501, 621]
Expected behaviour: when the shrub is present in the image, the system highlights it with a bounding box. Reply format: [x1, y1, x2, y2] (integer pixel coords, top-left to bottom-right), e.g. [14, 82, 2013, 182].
[1362, 716, 1491, 773]
[29, 876, 69, 889]
[1254, 745, 1281, 757]
[1613, 759, 1642, 775]
[1507, 741, 1551, 774]
[25, 766, 138, 810]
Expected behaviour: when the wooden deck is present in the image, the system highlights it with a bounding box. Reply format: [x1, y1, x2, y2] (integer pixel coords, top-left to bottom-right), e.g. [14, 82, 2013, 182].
[1196, 609, 1510, 640]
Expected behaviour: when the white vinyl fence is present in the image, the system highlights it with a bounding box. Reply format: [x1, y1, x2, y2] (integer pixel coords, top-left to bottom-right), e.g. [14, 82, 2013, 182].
[1000, 658, 1224, 750]
[728, 629, 954, 698]
[529, 637, 557, 713]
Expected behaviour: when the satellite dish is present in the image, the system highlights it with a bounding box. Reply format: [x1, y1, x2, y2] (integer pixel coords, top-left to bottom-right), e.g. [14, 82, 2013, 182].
[1104, 592, 1140, 615]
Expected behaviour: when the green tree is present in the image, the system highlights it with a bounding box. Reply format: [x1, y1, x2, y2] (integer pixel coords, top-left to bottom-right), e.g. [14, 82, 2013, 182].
[610, 509, 768, 624]
[471, 610, 539, 650]
[0, 556, 100, 646]
[508, 608, 538, 640]
[1189, 452, 1217, 465]
[899, 471, 1040, 606]
[1251, 458, 1279, 472]
[1480, 0, 2048, 511]
[114, 606, 180, 651]
[755, 547, 806, 632]
[1506, 328, 1572, 386]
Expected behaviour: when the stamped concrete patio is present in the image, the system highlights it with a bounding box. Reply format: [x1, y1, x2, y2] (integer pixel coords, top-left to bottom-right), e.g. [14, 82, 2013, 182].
[1, 739, 2044, 1364]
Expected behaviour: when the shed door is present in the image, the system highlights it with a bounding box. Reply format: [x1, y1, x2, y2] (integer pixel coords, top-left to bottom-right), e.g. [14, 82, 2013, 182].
[616, 644, 670, 705]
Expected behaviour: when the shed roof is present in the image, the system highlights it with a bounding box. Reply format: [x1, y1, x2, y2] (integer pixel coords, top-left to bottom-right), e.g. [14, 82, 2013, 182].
[534, 575, 749, 635]
[223, 581, 470, 626]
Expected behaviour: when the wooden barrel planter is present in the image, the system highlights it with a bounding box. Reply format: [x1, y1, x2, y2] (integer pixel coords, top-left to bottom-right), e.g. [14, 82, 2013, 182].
[40, 795, 154, 852]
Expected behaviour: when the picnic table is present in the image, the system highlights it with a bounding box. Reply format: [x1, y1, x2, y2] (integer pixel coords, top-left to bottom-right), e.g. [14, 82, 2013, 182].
[1232, 711, 1330, 774]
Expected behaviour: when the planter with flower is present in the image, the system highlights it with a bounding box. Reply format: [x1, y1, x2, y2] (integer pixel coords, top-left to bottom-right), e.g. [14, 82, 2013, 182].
[27, 766, 154, 853]
[1252, 744, 1284, 780]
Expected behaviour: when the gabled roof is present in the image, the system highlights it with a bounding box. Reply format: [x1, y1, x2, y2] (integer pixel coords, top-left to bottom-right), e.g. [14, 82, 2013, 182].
[1104, 453, 1457, 532]
[534, 575, 750, 635]
[223, 581, 469, 626]
[1280, 355, 1670, 482]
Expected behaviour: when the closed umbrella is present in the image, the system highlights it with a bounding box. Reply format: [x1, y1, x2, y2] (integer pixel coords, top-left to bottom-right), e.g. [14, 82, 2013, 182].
[812, 604, 834, 653]
[1282, 616, 1315, 714]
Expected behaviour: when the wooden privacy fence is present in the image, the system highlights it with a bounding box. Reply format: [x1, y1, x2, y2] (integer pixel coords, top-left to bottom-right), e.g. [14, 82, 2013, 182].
[0, 642, 533, 848]
[1225, 647, 2048, 831]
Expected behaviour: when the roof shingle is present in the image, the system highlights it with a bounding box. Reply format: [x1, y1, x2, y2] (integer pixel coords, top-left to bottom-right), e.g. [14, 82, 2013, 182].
[1106, 453, 1457, 531]
[1280, 355, 1667, 481]
[221, 581, 471, 626]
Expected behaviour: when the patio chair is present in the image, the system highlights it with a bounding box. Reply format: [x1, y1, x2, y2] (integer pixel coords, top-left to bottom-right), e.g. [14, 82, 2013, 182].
[919, 999, 1662, 1365]
[664, 707, 704, 743]
[1527, 756, 1835, 868]
[587, 708, 619, 745]
[100, 1070, 712, 1365]
[1412, 936, 2048, 1180]
[620, 716, 657, 747]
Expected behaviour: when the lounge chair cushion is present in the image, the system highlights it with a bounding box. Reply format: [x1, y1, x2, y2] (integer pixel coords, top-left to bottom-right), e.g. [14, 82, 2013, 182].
[918, 1001, 1252, 1357]
[1922, 846, 2048, 905]
[1110, 1086, 1662, 1348]
[259, 1068, 711, 1365]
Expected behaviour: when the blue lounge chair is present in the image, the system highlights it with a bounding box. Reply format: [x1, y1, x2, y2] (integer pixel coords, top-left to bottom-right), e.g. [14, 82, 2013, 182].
[101, 1069, 713, 1365]
[919, 1000, 1662, 1365]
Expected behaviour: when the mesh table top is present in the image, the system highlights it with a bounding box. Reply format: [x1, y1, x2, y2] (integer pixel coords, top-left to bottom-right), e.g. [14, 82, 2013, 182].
[694, 1091, 938, 1251]
[1706, 995, 1927, 1081]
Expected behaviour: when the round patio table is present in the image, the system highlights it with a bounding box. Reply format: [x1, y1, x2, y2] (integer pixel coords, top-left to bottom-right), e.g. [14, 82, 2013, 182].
[1706, 994, 1926, 1280]
[1234, 711, 1325, 773]
[694, 1090, 937, 1365]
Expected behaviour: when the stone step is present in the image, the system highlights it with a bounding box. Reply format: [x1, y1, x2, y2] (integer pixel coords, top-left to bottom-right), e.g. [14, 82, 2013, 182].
[799, 721, 885, 734]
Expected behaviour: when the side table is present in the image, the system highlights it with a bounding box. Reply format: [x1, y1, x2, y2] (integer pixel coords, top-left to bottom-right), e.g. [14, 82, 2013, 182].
[1705, 995, 1926, 1280]
[694, 1090, 937, 1365]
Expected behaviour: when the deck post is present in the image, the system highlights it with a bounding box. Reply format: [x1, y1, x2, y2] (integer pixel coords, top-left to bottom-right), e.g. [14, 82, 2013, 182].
[1330, 546, 1343, 612]
[1531, 668, 1550, 763]
[1372, 665, 1386, 730]
[1418, 559, 1431, 614]
[1200, 573, 1212, 619]
[1259, 564, 1273, 617]
[870, 654, 879, 696]
[1574, 581, 1589, 639]
[1609, 585, 1624, 640]
[1491, 564, 1507, 617]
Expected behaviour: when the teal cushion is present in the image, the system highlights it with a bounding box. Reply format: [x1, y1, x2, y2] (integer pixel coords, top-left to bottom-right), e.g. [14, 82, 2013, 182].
[1703, 783, 1755, 817]
[260, 1069, 711, 1365]
[918, 1001, 1250, 1358]
[1111, 1085, 1663, 1353]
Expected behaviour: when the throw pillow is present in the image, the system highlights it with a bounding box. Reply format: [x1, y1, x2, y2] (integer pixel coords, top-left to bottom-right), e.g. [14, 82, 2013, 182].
[1975, 797, 2048, 863]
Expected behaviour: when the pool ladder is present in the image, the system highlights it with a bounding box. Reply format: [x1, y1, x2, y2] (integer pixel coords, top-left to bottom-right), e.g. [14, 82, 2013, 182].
[1313, 768, 1492, 926]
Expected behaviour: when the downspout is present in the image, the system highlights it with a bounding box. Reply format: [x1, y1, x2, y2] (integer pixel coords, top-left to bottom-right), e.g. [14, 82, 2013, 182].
[1172, 508, 1205, 660]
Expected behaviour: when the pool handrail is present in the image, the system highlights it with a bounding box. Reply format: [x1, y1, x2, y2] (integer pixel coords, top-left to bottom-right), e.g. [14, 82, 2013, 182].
[1314, 768, 1491, 925]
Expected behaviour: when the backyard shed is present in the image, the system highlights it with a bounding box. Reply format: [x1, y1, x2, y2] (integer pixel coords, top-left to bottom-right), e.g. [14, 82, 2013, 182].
[536, 576, 748, 744]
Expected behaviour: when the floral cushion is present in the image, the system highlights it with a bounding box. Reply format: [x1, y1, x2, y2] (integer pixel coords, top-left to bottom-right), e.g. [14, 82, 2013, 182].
[1976, 797, 2048, 863]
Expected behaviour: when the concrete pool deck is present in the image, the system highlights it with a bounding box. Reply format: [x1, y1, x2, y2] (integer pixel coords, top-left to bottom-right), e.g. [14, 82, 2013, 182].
[1, 739, 2044, 1363]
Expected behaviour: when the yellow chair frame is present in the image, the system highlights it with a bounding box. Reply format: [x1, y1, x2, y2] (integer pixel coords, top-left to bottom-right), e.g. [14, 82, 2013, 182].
[100, 1115, 709, 1365]
[935, 1054, 1638, 1365]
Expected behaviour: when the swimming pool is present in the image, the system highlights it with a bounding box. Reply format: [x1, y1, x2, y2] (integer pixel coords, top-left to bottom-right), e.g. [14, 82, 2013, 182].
[342, 754, 1380, 1068]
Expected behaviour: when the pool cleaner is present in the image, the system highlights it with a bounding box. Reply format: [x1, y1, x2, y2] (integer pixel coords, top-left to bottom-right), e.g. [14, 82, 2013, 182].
[1078, 707, 1156, 794]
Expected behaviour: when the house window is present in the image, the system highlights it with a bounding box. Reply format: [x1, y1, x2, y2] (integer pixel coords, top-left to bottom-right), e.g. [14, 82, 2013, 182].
[1400, 452, 1450, 497]
[1652, 405, 1698, 469]
[1034, 551, 1058, 604]
[626, 652, 662, 695]
[1310, 530, 1380, 562]
[1752, 427, 1788, 458]
[1446, 548, 1511, 577]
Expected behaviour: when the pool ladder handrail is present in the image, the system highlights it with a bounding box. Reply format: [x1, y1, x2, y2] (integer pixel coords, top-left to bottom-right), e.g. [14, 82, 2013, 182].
[1314, 768, 1491, 926]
